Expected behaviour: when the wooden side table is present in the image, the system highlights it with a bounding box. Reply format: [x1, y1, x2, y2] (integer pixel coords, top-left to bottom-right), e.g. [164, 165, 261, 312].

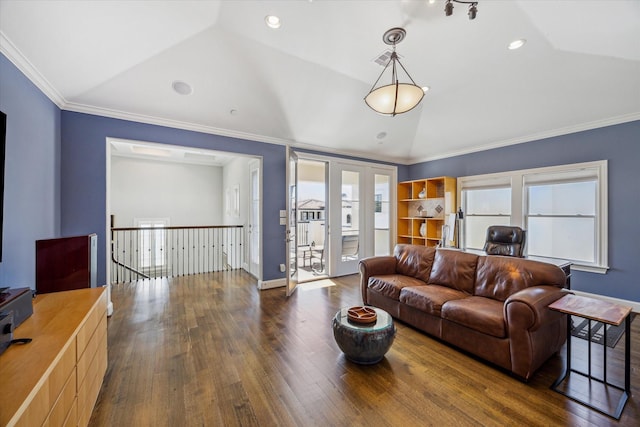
[548, 294, 632, 419]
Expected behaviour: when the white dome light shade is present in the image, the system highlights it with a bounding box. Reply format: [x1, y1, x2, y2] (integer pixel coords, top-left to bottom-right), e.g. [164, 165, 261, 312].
[365, 83, 424, 116]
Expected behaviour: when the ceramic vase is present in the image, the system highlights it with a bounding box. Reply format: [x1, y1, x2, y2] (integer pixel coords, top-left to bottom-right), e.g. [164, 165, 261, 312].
[419, 223, 426, 237]
[418, 187, 426, 199]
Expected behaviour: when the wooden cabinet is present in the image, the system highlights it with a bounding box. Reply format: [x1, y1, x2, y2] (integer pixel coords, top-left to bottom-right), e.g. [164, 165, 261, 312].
[398, 176, 457, 247]
[0, 288, 107, 427]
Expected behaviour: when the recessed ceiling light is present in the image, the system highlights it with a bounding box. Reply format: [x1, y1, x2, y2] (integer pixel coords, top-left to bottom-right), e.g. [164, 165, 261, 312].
[265, 15, 281, 29]
[172, 80, 193, 95]
[230, 109, 239, 116]
[508, 39, 526, 50]
[376, 131, 387, 140]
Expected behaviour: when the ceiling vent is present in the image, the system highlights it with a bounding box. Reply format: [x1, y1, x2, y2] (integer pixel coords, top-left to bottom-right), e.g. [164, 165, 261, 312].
[373, 49, 403, 67]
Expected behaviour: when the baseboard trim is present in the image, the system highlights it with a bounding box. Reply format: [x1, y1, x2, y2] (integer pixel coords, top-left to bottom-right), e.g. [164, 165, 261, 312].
[570, 289, 640, 313]
[258, 278, 286, 290]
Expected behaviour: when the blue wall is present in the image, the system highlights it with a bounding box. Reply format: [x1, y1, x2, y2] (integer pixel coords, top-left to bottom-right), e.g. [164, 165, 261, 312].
[0, 54, 61, 288]
[60, 111, 287, 285]
[3, 50, 639, 303]
[409, 121, 640, 302]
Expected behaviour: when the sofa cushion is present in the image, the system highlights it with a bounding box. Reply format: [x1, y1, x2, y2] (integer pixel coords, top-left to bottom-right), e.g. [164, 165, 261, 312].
[428, 249, 478, 294]
[441, 297, 506, 338]
[368, 275, 427, 301]
[474, 256, 567, 302]
[400, 285, 468, 316]
[394, 244, 436, 283]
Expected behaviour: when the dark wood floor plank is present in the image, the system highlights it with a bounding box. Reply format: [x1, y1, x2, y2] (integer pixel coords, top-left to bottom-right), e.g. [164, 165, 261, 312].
[90, 271, 639, 426]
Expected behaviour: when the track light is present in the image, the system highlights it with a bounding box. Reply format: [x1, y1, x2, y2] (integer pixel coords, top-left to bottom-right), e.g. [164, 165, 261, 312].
[445, 0, 478, 20]
[445, 0, 453, 16]
[468, 4, 477, 20]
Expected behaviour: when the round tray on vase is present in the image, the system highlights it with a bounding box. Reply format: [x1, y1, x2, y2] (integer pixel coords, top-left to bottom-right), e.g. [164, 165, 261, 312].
[347, 306, 377, 324]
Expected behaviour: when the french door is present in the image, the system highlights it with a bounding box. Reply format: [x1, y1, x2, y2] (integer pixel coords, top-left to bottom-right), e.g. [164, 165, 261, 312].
[330, 164, 364, 276]
[329, 164, 395, 276]
[286, 151, 396, 284]
[285, 147, 299, 296]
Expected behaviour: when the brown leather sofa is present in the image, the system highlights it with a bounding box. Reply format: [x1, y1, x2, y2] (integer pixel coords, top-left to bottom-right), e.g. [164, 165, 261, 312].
[359, 244, 568, 380]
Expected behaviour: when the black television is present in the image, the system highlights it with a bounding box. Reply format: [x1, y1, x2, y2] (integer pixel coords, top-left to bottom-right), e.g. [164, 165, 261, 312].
[0, 111, 5, 262]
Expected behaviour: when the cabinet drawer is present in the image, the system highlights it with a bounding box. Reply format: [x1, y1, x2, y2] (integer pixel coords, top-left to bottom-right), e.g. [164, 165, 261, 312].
[77, 315, 107, 387]
[13, 341, 76, 427]
[48, 340, 76, 408]
[44, 368, 76, 427]
[76, 292, 107, 360]
[62, 398, 77, 427]
[77, 339, 107, 427]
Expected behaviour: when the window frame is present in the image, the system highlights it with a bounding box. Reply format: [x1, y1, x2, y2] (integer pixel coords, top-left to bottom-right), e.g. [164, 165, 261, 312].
[457, 160, 608, 273]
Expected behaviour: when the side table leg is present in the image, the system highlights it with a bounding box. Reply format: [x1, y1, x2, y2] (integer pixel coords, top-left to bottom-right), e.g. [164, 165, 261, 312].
[625, 314, 631, 393]
[552, 313, 572, 390]
[566, 314, 572, 374]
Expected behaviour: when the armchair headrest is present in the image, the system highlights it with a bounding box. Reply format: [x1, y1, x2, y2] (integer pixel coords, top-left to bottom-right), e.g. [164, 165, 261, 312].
[483, 226, 526, 257]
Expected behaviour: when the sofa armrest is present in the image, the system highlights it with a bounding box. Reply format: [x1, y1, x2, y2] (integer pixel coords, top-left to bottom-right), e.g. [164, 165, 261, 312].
[358, 256, 396, 304]
[505, 286, 569, 380]
[505, 286, 568, 332]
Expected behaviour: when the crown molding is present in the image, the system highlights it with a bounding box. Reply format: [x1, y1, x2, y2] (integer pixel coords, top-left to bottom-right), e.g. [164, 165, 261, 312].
[0, 31, 66, 108]
[64, 101, 296, 146]
[411, 112, 640, 164]
[63, 101, 408, 165]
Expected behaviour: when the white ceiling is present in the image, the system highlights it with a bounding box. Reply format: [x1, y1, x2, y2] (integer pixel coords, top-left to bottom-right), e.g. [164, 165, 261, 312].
[1, 0, 639, 164]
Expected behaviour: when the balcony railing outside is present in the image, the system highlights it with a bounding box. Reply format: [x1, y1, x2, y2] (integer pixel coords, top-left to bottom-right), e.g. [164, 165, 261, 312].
[111, 225, 244, 283]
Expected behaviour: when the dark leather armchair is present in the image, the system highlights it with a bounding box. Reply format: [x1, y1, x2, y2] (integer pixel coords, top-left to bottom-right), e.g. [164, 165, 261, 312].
[483, 226, 526, 257]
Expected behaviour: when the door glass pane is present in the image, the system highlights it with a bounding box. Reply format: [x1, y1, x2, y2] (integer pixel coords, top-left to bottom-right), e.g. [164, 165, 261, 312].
[374, 174, 390, 256]
[341, 170, 359, 261]
[297, 159, 327, 278]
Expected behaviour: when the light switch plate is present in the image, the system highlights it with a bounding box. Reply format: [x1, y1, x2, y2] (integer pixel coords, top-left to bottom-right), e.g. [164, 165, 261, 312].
[279, 210, 286, 218]
[279, 217, 286, 225]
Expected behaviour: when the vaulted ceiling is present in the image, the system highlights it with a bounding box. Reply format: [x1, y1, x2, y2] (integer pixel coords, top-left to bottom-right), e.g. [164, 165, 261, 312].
[1, 0, 639, 164]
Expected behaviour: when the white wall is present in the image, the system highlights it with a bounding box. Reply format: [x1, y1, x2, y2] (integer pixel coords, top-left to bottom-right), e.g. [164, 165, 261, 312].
[110, 156, 223, 227]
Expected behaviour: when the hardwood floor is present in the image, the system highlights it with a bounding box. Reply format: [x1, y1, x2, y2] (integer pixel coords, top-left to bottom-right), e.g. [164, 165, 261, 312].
[90, 271, 639, 426]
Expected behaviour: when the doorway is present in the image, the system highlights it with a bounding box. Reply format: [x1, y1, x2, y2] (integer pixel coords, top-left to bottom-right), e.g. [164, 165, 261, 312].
[106, 138, 262, 288]
[297, 158, 329, 282]
[286, 151, 396, 295]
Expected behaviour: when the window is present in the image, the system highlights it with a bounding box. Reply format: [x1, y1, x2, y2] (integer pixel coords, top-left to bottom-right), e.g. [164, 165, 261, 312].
[135, 218, 169, 271]
[525, 168, 602, 266]
[463, 187, 511, 250]
[458, 161, 607, 273]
